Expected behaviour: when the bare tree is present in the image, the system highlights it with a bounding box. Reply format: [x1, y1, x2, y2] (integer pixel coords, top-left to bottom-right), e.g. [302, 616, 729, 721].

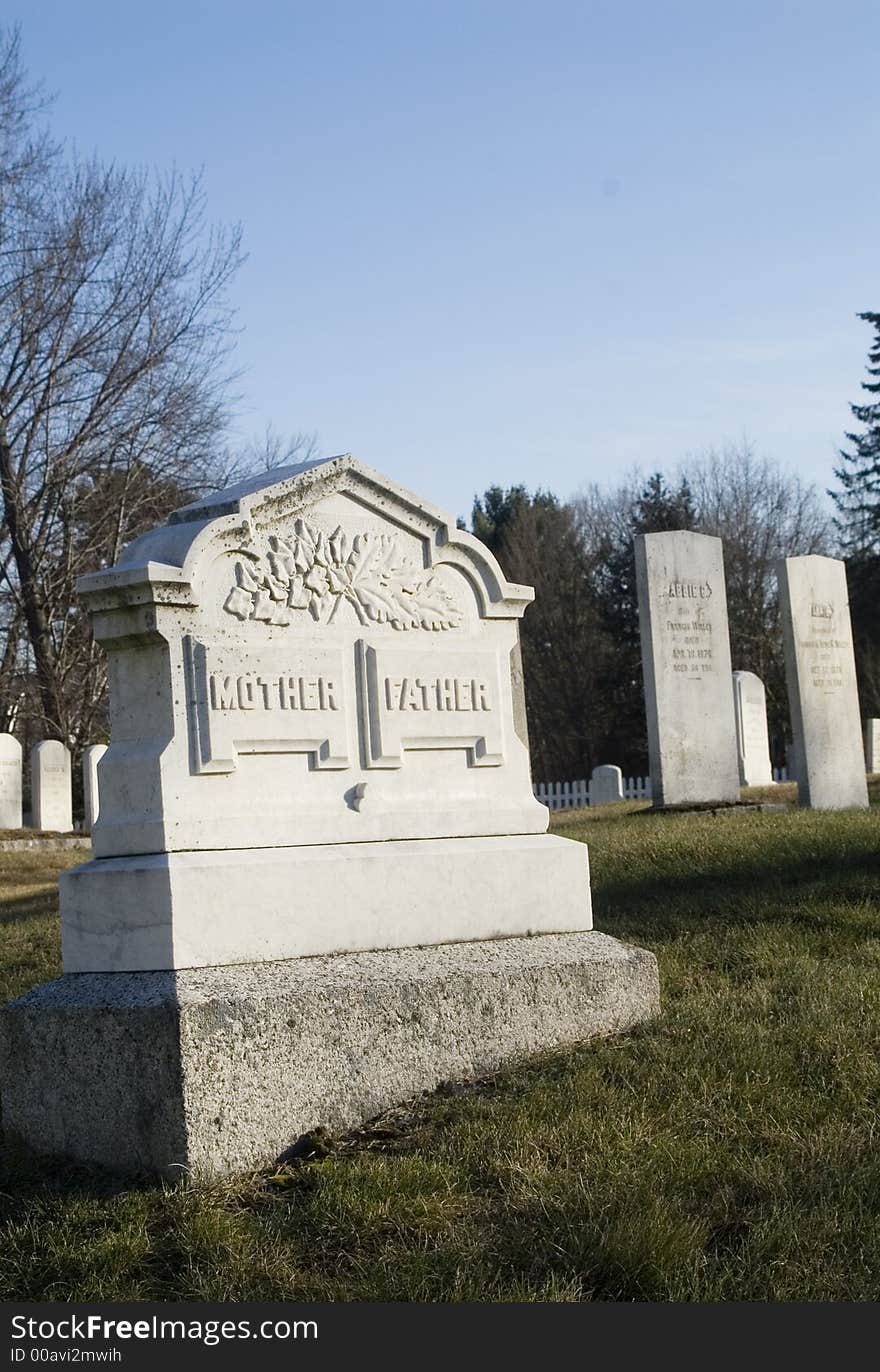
[239, 424, 322, 472]
[685, 440, 831, 750]
[0, 26, 244, 744]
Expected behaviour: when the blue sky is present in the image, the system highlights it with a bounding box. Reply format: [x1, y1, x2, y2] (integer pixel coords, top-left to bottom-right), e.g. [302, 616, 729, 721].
[11, 1, 880, 520]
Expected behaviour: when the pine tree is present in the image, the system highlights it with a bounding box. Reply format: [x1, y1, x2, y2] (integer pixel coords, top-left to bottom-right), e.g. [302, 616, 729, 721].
[469, 485, 558, 556]
[831, 312, 880, 717]
[832, 312, 880, 555]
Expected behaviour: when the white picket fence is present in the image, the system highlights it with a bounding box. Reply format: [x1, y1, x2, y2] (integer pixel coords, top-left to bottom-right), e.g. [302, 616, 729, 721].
[536, 767, 790, 810]
[533, 775, 652, 811]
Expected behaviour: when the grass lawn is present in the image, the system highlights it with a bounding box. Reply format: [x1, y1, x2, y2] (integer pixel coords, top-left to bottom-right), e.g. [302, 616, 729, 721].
[1, 784, 879, 1302]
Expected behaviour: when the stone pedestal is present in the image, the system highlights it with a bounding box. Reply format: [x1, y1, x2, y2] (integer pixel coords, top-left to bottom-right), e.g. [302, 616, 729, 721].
[61, 833, 591, 973]
[0, 931, 659, 1177]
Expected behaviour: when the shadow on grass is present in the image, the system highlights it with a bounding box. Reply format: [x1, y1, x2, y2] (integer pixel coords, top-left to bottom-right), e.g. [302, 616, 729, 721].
[0, 1137, 161, 1216]
[595, 845, 880, 938]
[0, 889, 59, 928]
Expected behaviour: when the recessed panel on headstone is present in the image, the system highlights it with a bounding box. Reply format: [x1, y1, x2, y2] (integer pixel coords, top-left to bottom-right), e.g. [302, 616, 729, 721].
[0, 734, 22, 829]
[865, 719, 880, 774]
[778, 555, 868, 809]
[635, 531, 740, 807]
[31, 740, 72, 832]
[732, 670, 773, 787]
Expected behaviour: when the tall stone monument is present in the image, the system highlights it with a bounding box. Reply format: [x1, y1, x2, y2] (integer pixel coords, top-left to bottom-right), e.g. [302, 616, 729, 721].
[0, 734, 22, 829]
[1, 457, 659, 1175]
[732, 671, 773, 787]
[31, 740, 72, 832]
[865, 718, 880, 774]
[778, 554, 868, 809]
[635, 531, 740, 806]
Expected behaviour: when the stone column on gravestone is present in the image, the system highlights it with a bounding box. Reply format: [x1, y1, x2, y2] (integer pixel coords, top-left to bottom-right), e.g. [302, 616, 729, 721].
[732, 671, 773, 787]
[864, 719, 880, 774]
[590, 765, 624, 806]
[635, 530, 740, 807]
[777, 554, 868, 809]
[31, 740, 73, 832]
[0, 734, 22, 829]
[82, 744, 108, 831]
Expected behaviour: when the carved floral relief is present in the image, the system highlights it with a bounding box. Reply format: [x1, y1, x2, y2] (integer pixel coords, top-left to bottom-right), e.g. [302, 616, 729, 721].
[224, 519, 463, 631]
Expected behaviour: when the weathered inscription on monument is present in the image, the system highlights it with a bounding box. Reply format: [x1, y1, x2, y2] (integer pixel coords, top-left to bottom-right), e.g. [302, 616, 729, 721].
[360, 642, 504, 767]
[185, 639, 351, 773]
[664, 593, 716, 680]
[798, 601, 851, 693]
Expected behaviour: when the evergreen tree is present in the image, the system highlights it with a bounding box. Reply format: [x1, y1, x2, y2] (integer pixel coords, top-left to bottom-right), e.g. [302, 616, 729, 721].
[831, 312, 880, 717]
[831, 311, 880, 555]
[469, 485, 605, 780]
[469, 485, 558, 556]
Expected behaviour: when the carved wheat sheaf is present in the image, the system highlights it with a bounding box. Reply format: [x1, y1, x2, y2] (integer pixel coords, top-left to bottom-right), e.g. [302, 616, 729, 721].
[224, 520, 463, 631]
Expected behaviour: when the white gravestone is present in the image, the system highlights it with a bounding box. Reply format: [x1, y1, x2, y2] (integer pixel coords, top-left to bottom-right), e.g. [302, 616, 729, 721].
[2, 456, 660, 1177]
[0, 734, 22, 829]
[865, 719, 880, 774]
[61, 456, 593, 973]
[82, 745, 108, 830]
[635, 531, 740, 806]
[732, 671, 773, 787]
[31, 740, 72, 832]
[778, 555, 868, 810]
[590, 765, 624, 806]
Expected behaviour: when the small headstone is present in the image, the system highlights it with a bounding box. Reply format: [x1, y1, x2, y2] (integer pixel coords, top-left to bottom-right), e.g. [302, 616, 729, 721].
[777, 555, 868, 809]
[590, 764, 624, 806]
[732, 671, 773, 786]
[82, 745, 108, 830]
[0, 734, 22, 829]
[865, 719, 880, 774]
[31, 740, 72, 832]
[635, 530, 740, 806]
